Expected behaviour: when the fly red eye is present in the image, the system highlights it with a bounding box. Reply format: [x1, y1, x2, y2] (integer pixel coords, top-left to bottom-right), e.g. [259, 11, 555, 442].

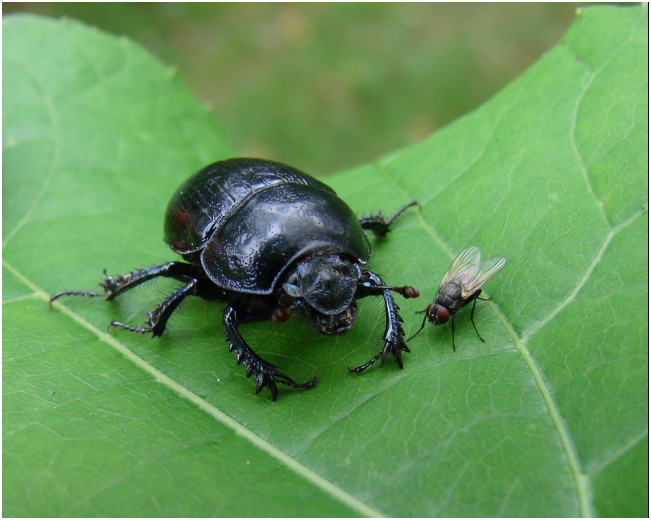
[426, 303, 434, 317]
[436, 306, 450, 324]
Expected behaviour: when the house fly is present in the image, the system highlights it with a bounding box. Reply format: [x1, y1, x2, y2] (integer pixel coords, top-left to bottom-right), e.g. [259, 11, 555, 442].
[409, 246, 507, 351]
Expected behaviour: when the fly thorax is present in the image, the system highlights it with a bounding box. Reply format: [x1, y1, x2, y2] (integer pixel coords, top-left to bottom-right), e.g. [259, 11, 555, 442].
[437, 282, 463, 311]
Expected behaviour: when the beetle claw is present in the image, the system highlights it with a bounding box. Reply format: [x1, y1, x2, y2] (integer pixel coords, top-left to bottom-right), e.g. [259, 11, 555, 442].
[255, 367, 316, 401]
[110, 320, 153, 335]
[348, 351, 382, 374]
[274, 371, 317, 390]
[223, 306, 315, 399]
[391, 347, 404, 369]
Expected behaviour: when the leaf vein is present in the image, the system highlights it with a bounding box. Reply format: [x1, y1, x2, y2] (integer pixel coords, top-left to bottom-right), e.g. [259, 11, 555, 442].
[586, 428, 649, 476]
[2, 258, 385, 518]
[3, 59, 61, 248]
[523, 209, 645, 340]
[567, 7, 645, 229]
[373, 161, 595, 517]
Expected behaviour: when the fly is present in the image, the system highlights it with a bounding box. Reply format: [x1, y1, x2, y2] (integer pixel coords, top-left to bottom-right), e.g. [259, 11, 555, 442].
[409, 246, 507, 351]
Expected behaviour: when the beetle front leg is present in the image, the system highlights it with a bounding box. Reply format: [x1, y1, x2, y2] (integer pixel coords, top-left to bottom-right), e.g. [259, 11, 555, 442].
[223, 306, 316, 400]
[348, 270, 410, 374]
[359, 200, 418, 237]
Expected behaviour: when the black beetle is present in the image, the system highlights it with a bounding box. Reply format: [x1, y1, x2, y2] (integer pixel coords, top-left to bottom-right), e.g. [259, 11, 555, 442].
[51, 158, 419, 399]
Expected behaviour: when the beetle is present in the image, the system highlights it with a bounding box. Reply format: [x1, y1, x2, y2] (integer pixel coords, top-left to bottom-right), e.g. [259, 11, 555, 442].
[408, 246, 506, 351]
[50, 158, 419, 400]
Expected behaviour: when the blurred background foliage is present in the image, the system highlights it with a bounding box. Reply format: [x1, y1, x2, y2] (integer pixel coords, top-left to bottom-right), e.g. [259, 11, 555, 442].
[4, 3, 579, 175]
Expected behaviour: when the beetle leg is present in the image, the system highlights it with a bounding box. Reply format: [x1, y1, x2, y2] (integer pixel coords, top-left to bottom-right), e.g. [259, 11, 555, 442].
[50, 262, 201, 304]
[223, 306, 316, 400]
[110, 278, 198, 337]
[358, 200, 418, 237]
[348, 270, 410, 374]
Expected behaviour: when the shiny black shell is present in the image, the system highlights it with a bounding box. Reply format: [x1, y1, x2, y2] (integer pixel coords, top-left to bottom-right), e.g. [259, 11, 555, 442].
[164, 158, 371, 294]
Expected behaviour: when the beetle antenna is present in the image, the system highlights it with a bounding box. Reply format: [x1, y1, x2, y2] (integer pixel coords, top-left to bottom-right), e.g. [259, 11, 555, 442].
[374, 285, 420, 298]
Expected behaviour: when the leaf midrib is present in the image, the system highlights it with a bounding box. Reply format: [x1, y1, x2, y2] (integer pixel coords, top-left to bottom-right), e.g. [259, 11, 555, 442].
[2, 257, 385, 519]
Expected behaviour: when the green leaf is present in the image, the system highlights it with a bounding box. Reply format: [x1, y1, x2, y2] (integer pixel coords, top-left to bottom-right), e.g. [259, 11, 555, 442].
[4, 6, 647, 517]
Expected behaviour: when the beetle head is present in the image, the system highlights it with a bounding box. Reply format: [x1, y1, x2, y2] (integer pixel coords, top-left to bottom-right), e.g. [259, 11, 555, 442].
[283, 254, 361, 335]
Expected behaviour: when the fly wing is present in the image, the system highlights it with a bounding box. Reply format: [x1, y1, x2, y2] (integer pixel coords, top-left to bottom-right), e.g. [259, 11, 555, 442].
[439, 246, 481, 290]
[460, 256, 507, 298]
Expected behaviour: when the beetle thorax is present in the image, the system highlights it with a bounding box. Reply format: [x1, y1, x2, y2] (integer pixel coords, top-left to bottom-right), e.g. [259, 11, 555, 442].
[436, 282, 463, 312]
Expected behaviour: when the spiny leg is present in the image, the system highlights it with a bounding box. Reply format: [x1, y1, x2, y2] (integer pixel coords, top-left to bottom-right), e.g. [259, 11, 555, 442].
[348, 270, 410, 373]
[358, 200, 418, 237]
[223, 306, 316, 400]
[110, 279, 197, 337]
[50, 262, 200, 303]
[49, 288, 105, 301]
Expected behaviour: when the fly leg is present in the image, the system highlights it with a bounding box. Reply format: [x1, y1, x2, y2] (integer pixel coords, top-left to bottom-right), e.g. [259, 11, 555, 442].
[468, 297, 485, 344]
[348, 270, 411, 373]
[223, 306, 316, 400]
[358, 200, 418, 237]
[110, 279, 198, 337]
[407, 312, 429, 342]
